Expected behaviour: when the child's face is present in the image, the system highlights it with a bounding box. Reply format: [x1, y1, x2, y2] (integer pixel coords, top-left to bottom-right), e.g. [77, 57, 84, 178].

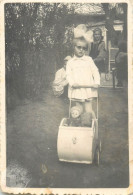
[74, 40, 87, 58]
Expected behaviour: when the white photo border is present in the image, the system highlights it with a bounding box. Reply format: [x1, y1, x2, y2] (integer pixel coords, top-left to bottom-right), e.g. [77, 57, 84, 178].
[0, 0, 133, 194]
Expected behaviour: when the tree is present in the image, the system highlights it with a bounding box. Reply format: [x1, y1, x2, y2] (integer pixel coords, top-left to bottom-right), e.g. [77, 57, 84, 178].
[101, 3, 127, 46]
[5, 3, 74, 104]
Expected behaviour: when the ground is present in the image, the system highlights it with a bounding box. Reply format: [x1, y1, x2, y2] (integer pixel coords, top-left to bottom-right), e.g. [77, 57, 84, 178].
[6, 76, 129, 188]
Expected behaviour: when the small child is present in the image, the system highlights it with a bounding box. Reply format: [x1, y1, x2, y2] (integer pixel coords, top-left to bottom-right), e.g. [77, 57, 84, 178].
[66, 37, 100, 119]
[52, 56, 71, 97]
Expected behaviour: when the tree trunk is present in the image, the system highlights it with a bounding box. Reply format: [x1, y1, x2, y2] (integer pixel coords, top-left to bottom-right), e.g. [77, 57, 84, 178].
[102, 3, 117, 47]
[121, 3, 127, 41]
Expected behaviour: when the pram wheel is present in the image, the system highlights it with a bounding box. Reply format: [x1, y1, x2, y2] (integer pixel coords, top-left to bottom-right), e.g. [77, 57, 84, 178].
[94, 147, 100, 166]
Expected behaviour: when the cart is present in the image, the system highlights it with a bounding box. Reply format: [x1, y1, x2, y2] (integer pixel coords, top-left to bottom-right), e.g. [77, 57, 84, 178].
[57, 93, 101, 165]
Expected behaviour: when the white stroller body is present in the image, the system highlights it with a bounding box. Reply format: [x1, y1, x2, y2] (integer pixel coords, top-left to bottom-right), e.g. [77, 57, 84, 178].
[57, 93, 101, 165]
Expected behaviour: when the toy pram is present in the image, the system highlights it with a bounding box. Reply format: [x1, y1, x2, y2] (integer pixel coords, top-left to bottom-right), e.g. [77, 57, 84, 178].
[57, 89, 101, 165]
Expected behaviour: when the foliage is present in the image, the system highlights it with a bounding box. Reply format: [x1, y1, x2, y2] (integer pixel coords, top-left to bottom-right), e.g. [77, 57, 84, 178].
[5, 3, 127, 109]
[5, 3, 74, 103]
[101, 3, 127, 46]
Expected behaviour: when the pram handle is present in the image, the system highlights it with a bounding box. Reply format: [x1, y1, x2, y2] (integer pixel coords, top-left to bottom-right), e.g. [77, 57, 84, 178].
[71, 84, 99, 89]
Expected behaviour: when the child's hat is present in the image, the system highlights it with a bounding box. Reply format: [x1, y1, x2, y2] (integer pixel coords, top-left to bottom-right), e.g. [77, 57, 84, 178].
[64, 56, 72, 61]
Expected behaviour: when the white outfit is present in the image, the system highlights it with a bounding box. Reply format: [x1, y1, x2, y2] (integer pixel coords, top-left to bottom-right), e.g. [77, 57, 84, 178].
[52, 68, 68, 97]
[66, 55, 100, 100]
[53, 68, 68, 87]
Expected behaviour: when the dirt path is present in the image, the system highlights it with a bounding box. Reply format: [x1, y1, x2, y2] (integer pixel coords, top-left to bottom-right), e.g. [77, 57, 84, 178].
[6, 87, 129, 188]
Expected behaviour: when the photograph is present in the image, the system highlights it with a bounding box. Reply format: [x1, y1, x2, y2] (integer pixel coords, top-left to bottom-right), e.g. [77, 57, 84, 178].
[0, 0, 132, 194]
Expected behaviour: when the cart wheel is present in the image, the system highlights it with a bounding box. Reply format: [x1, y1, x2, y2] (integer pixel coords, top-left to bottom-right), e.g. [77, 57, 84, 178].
[94, 147, 100, 166]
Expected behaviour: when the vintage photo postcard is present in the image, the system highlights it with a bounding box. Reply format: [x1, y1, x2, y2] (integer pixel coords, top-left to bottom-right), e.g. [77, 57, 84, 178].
[0, 0, 133, 194]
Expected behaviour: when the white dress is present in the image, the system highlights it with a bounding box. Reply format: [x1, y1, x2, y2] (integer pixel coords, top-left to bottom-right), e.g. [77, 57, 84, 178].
[66, 55, 100, 100]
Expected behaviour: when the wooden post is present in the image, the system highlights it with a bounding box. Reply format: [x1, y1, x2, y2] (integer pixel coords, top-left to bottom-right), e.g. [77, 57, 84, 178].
[108, 40, 111, 73]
